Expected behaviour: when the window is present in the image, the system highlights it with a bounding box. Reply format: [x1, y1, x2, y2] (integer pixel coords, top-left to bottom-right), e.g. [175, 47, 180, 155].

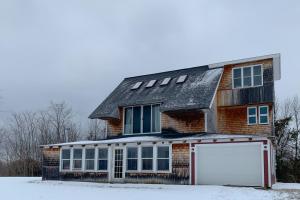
[72, 149, 82, 170]
[259, 106, 269, 124]
[161, 77, 171, 86]
[61, 149, 71, 170]
[98, 148, 108, 171]
[233, 65, 263, 88]
[131, 82, 143, 90]
[146, 80, 157, 88]
[127, 147, 138, 171]
[247, 107, 257, 125]
[177, 75, 187, 83]
[157, 146, 170, 171]
[124, 104, 161, 134]
[142, 147, 153, 170]
[85, 148, 95, 170]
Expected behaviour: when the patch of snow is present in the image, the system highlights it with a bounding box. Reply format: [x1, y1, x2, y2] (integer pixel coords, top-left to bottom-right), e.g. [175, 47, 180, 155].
[273, 182, 300, 190]
[0, 177, 295, 200]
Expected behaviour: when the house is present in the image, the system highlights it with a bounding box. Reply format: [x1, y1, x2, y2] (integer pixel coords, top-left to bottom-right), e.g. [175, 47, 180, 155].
[41, 53, 281, 188]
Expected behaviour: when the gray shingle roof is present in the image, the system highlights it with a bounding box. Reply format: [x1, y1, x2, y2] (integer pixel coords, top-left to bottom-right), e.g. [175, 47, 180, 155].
[89, 65, 223, 119]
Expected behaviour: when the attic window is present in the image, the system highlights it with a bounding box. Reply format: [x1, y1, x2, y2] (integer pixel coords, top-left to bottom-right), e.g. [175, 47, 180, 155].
[177, 75, 187, 83]
[160, 77, 171, 86]
[131, 82, 143, 90]
[146, 80, 157, 88]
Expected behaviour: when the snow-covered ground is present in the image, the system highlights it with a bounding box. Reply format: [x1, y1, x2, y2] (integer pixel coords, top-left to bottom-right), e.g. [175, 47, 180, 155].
[0, 177, 299, 200]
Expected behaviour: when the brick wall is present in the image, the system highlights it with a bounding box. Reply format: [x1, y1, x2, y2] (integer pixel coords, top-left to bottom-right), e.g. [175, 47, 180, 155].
[217, 104, 273, 135]
[162, 111, 205, 133]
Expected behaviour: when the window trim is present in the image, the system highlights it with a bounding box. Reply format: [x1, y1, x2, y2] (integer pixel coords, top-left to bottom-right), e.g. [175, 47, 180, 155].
[126, 146, 139, 172]
[72, 148, 83, 171]
[232, 64, 263, 89]
[84, 148, 96, 172]
[123, 104, 161, 135]
[97, 147, 109, 172]
[259, 105, 269, 125]
[247, 106, 257, 125]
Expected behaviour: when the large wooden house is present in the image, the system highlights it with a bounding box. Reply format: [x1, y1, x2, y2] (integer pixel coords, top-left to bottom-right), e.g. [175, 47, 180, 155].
[42, 54, 281, 188]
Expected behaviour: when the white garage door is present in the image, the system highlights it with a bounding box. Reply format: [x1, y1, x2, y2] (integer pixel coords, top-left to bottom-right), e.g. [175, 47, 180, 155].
[195, 142, 264, 187]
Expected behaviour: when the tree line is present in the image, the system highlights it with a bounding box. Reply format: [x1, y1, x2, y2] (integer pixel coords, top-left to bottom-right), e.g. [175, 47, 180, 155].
[0, 102, 105, 176]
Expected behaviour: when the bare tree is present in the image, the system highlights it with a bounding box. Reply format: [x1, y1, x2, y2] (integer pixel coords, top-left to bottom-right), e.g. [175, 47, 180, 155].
[87, 119, 106, 140]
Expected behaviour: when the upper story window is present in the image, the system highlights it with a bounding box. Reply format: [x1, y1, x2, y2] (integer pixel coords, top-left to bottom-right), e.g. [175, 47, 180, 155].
[124, 104, 161, 134]
[247, 105, 269, 125]
[233, 65, 263, 89]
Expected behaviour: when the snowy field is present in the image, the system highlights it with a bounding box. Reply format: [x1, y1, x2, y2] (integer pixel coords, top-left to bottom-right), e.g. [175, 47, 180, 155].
[0, 177, 299, 200]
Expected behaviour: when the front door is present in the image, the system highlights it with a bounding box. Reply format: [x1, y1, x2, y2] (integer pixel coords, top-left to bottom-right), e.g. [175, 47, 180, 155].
[113, 148, 124, 179]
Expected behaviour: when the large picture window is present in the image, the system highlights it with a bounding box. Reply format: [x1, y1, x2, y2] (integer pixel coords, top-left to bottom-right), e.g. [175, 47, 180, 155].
[72, 149, 82, 170]
[142, 147, 153, 170]
[233, 65, 263, 89]
[127, 147, 138, 171]
[124, 104, 161, 134]
[157, 146, 170, 171]
[85, 148, 95, 170]
[98, 148, 108, 171]
[61, 149, 71, 170]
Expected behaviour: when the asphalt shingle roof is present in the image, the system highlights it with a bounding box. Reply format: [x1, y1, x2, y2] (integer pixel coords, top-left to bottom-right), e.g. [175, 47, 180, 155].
[89, 65, 223, 119]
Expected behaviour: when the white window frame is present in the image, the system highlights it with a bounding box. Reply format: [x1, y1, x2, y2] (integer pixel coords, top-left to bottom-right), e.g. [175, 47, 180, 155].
[97, 147, 108, 172]
[156, 145, 172, 173]
[259, 105, 269, 125]
[247, 106, 257, 125]
[126, 146, 139, 172]
[85, 148, 96, 171]
[232, 64, 263, 89]
[123, 104, 161, 135]
[60, 148, 72, 172]
[72, 148, 83, 171]
[141, 145, 154, 172]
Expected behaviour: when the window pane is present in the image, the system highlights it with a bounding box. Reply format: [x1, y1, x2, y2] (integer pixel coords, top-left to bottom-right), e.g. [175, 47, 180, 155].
[127, 159, 138, 170]
[157, 147, 169, 158]
[85, 160, 95, 170]
[124, 107, 132, 134]
[253, 65, 262, 76]
[62, 160, 70, 170]
[143, 105, 151, 133]
[248, 108, 257, 116]
[260, 116, 268, 124]
[243, 77, 251, 87]
[127, 147, 138, 158]
[243, 67, 251, 77]
[85, 149, 95, 159]
[133, 107, 141, 133]
[157, 159, 169, 171]
[142, 159, 153, 170]
[260, 106, 268, 115]
[233, 78, 242, 88]
[254, 76, 262, 86]
[73, 160, 82, 169]
[62, 149, 70, 159]
[152, 105, 161, 132]
[249, 116, 257, 124]
[233, 68, 241, 78]
[142, 147, 153, 158]
[98, 160, 108, 170]
[98, 149, 108, 159]
[73, 149, 82, 159]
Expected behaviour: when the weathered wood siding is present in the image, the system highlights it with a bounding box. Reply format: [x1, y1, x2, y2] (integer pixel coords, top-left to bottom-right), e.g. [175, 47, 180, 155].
[42, 148, 60, 180]
[107, 108, 123, 137]
[60, 172, 108, 182]
[217, 104, 273, 135]
[162, 111, 205, 134]
[217, 59, 274, 107]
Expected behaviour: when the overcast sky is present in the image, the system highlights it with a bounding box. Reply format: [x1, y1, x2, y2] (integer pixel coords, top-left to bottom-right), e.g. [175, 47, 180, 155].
[0, 0, 300, 127]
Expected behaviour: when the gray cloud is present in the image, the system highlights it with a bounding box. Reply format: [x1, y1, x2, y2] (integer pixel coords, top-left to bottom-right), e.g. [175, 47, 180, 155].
[0, 0, 300, 127]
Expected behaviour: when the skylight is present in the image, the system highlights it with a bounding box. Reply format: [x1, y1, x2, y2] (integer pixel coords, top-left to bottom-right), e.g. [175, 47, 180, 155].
[131, 82, 143, 90]
[177, 75, 187, 83]
[160, 77, 171, 86]
[146, 80, 157, 88]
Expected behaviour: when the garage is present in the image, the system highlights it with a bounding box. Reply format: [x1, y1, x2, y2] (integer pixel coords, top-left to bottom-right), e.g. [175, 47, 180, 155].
[195, 142, 264, 187]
